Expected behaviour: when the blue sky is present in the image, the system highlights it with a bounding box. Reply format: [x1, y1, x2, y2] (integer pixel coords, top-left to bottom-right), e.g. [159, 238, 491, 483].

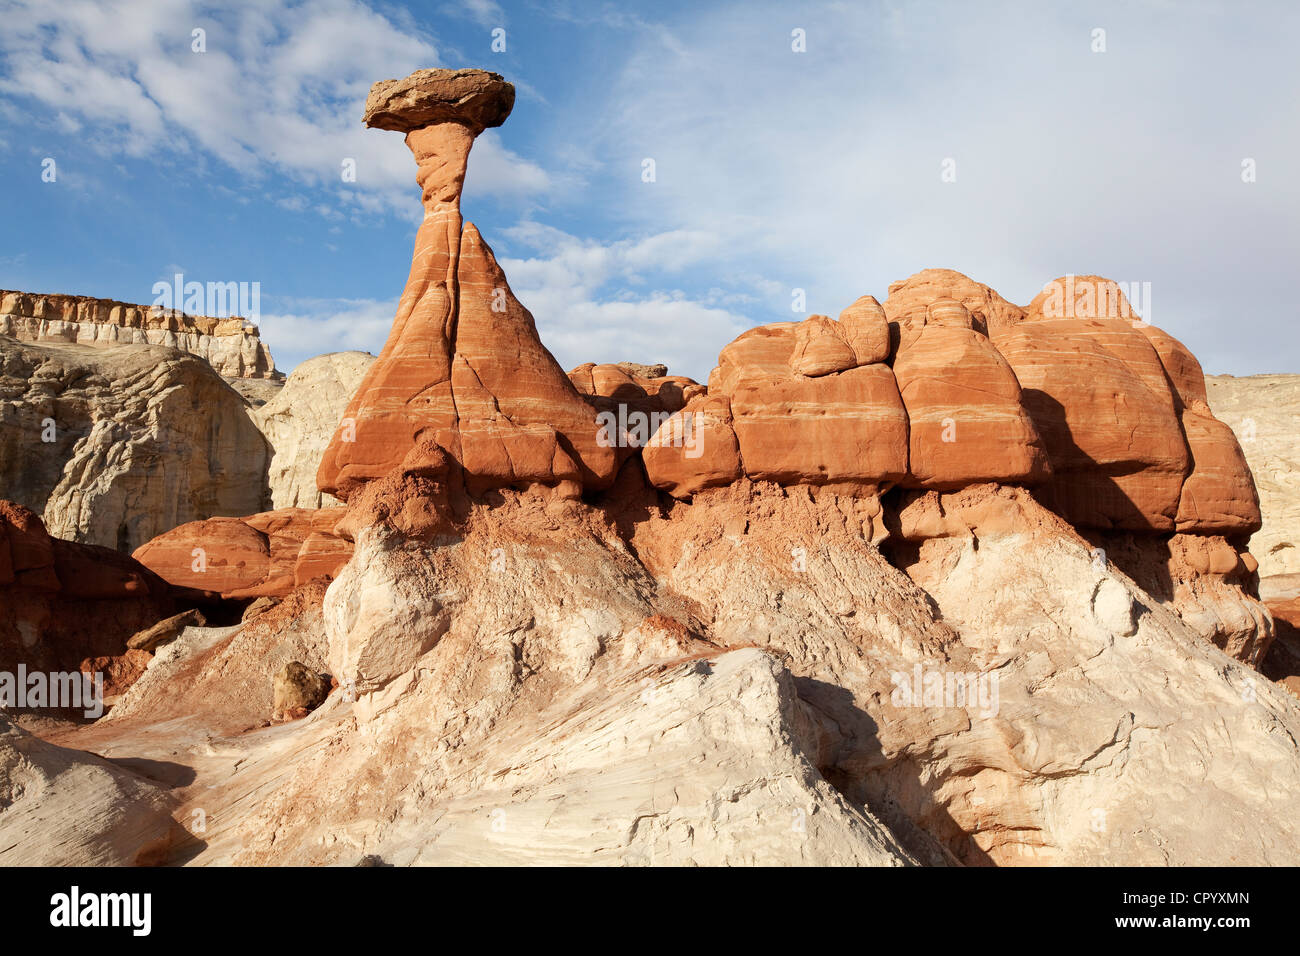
[1, 0, 1297, 380]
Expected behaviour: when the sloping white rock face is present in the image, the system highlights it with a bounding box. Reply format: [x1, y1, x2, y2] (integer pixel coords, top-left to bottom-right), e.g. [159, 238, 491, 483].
[631, 484, 1300, 864]
[0, 338, 268, 551]
[352, 648, 914, 866]
[253, 352, 375, 509]
[1206, 373, 1300, 609]
[1206, 374, 1300, 579]
[30, 486, 1300, 867]
[0, 714, 182, 865]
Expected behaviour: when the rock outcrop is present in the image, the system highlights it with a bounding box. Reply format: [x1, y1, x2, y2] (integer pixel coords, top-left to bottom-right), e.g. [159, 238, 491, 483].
[132, 507, 351, 600]
[0, 500, 174, 681]
[0, 713, 183, 865]
[253, 351, 375, 509]
[0, 337, 269, 551]
[0, 289, 277, 379]
[13, 68, 1295, 870]
[317, 69, 614, 500]
[1205, 373, 1300, 685]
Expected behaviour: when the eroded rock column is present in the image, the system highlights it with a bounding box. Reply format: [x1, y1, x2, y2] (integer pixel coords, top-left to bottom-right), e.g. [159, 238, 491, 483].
[317, 69, 515, 499]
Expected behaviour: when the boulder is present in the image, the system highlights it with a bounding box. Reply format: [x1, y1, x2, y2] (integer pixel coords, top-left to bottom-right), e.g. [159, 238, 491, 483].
[126, 608, 207, 652]
[0, 500, 174, 680]
[272, 661, 331, 721]
[132, 508, 351, 599]
[991, 318, 1189, 531]
[892, 303, 1049, 489]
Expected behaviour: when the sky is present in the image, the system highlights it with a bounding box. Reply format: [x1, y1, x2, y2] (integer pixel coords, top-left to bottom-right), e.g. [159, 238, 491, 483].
[0, 0, 1296, 381]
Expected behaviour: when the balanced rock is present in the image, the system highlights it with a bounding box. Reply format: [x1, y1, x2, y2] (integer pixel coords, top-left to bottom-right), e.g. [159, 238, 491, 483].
[318, 69, 612, 500]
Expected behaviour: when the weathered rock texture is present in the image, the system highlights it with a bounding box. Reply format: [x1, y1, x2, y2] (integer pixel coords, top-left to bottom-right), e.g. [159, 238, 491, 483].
[0, 713, 183, 865]
[1, 289, 276, 379]
[317, 69, 614, 500]
[1206, 375, 1300, 584]
[0, 500, 174, 681]
[1205, 374, 1300, 683]
[253, 351, 375, 509]
[46, 483, 1300, 867]
[0, 337, 269, 551]
[132, 507, 350, 600]
[12, 70, 1294, 870]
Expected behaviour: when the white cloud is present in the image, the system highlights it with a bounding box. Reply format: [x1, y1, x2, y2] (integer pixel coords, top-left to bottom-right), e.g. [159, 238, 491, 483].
[0, 0, 548, 215]
[558, 0, 1300, 376]
[257, 296, 395, 371]
[498, 224, 748, 379]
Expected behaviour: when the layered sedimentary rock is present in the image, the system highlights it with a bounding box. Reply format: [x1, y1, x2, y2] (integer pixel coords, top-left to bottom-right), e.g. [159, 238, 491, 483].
[16, 67, 1293, 870]
[132, 507, 351, 600]
[1206, 374, 1300, 585]
[991, 317, 1190, 531]
[892, 300, 1049, 489]
[49, 481, 1300, 866]
[0, 500, 174, 679]
[1205, 373, 1300, 685]
[0, 289, 276, 379]
[0, 337, 269, 551]
[317, 69, 614, 500]
[254, 351, 375, 508]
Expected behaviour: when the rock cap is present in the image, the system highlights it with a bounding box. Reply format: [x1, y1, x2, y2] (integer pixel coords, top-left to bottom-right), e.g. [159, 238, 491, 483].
[363, 68, 515, 133]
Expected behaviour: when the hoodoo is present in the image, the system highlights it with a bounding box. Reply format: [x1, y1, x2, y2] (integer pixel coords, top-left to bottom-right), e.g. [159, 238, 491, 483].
[316, 68, 615, 501]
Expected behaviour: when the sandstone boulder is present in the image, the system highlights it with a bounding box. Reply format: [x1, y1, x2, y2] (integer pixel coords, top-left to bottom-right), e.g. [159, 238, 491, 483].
[882, 268, 1027, 346]
[132, 507, 351, 599]
[991, 318, 1189, 531]
[642, 395, 743, 497]
[1, 501, 174, 681]
[892, 304, 1049, 489]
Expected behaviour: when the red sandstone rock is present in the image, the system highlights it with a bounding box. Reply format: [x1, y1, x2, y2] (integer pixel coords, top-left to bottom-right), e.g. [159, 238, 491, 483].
[643, 395, 743, 497]
[790, 315, 857, 377]
[991, 318, 1189, 531]
[893, 308, 1049, 489]
[837, 296, 891, 366]
[318, 70, 611, 500]
[132, 508, 352, 600]
[0, 501, 174, 679]
[729, 363, 909, 486]
[1135, 324, 1261, 534]
[883, 269, 1027, 346]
